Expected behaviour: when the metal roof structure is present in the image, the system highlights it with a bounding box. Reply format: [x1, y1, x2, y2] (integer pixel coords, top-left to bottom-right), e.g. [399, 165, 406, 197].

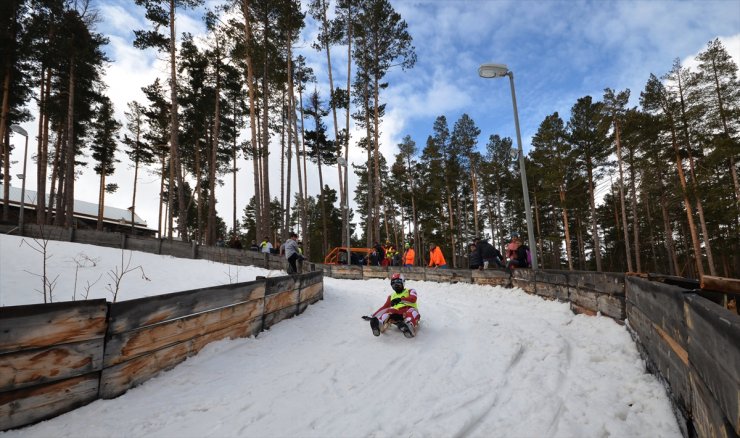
[0, 184, 153, 230]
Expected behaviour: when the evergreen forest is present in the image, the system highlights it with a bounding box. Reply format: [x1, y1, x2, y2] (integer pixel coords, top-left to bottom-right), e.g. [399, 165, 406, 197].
[0, 0, 738, 278]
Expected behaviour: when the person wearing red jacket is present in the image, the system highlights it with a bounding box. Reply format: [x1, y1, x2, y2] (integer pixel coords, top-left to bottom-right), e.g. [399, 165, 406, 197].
[368, 273, 420, 338]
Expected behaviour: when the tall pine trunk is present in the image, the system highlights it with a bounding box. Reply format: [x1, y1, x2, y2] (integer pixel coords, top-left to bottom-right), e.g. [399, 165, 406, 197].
[47, 129, 62, 224]
[659, 188, 678, 276]
[343, 9, 353, 248]
[628, 146, 641, 272]
[586, 159, 602, 271]
[284, 87, 292, 237]
[0, 65, 10, 222]
[372, 75, 382, 241]
[260, 18, 271, 239]
[560, 189, 573, 271]
[207, 52, 221, 246]
[670, 126, 704, 277]
[318, 1, 343, 207]
[168, 0, 187, 241]
[63, 62, 76, 228]
[195, 141, 202, 243]
[677, 70, 716, 275]
[242, 0, 261, 239]
[615, 120, 633, 272]
[96, 171, 106, 230]
[37, 68, 52, 225]
[158, 150, 166, 237]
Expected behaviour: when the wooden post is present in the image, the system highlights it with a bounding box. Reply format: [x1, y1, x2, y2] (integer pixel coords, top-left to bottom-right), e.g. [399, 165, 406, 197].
[701, 275, 740, 308]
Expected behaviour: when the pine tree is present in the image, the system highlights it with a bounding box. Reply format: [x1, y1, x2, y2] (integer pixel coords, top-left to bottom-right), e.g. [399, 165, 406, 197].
[1, 0, 33, 222]
[353, 0, 415, 244]
[304, 89, 338, 255]
[568, 96, 610, 271]
[530, 112, 574, 270]
[451, 114, 482, 241]
[123, 101, 155, 235]
[90, 96, 121, 230]
[603, 88, 635, 272]
[641, 74, 705, 277]
[142, 79, 171, 237]
[134, 0, 203, 240]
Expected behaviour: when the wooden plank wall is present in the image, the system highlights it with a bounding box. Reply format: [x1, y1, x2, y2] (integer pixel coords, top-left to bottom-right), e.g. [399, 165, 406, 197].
[8, 226, 738, 435]
[685, 295, 740, 437]
[100, 280, 266, 399]
[0, 300, 108, 431]
[626, 277, 740, 437]
[0, 272, 324, 432]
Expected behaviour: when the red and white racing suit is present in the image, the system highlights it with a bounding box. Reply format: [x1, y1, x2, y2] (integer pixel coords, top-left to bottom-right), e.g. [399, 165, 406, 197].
[372, 288, 420, 328]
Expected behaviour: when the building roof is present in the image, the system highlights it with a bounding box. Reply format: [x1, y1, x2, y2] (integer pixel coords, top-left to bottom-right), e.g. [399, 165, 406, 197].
[1, 184, 153, 230]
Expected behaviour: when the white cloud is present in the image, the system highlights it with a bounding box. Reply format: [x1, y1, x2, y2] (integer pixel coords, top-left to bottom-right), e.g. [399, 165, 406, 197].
[8, 0, 740, 237]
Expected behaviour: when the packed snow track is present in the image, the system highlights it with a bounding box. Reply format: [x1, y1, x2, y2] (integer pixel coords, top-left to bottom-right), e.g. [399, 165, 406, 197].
[6, 276, 680, 437]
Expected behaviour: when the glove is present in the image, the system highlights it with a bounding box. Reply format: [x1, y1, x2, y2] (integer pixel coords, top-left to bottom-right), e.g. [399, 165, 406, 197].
[390, 298, 401, 306]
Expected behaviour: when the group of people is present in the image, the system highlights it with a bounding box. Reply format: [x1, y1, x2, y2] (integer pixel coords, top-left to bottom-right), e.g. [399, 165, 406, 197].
[468, 233, 530, 272]
[369, 240, 416, 267]
[215, 235, 244, 249]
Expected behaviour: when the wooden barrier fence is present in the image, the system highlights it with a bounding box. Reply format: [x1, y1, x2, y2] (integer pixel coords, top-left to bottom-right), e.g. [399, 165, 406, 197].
[3, 225, 738, 436]
[0, 271, 323, 431]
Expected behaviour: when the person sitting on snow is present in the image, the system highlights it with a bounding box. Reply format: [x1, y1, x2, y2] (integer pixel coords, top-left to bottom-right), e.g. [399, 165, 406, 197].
[368, 273, 420, 338]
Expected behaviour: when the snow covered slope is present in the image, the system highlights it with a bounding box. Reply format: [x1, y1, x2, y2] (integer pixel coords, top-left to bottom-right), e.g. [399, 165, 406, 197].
[0, 235, 680, 437]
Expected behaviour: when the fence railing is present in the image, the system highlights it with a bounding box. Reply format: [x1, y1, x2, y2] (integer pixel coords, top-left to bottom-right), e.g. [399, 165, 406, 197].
[0, 271, 323, 431]
[3, 224, 737, 436]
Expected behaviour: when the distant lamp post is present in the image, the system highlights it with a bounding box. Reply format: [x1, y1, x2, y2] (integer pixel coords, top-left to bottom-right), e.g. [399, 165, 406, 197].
[9, 125, 29, 234]
[337, 156, 351, 265]
[478, 63, 538, 269]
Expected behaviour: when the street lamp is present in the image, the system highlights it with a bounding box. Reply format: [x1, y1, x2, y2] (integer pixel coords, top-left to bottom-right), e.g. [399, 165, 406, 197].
[9, 125, 29, 234]
[337, 156, 351, 265]
[478, 63, 538, 269]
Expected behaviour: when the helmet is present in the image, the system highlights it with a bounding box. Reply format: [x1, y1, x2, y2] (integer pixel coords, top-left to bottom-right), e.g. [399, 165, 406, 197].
[390, 273, 405, 292]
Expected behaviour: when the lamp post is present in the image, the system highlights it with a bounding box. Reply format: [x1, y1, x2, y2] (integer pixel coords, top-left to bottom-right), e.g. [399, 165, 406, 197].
[478, 63, 538, 269]
[337, 156, 351, 265]
[9, 125, 29, 234]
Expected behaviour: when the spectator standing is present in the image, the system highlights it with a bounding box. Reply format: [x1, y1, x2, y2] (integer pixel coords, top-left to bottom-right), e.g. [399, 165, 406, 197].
[216, 236, 225, 247]
[476, 237, 504, 269]
[228, 234, 242, 249]
[468, 244, 481, 269]
[428, 243, 447, 269]
[373, 241, 385, 266]
[249, 240, 259, 251]
[505, 236, 531, 272]
[283, 232, 305, 274]
[260, 237, 273, 254]
[403, 243, 415, 267]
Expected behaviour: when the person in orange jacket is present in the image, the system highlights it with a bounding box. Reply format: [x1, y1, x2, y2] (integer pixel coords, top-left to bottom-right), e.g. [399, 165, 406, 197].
[403, 243, 415, 267]
[428, 242, 447, 269]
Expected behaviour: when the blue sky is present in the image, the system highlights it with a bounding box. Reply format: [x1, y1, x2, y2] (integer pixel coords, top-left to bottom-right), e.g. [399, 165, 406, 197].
[6, 0, 740, 233]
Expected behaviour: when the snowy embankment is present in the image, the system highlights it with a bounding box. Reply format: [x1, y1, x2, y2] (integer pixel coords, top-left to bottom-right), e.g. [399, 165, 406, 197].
[0, 235, 680, 437]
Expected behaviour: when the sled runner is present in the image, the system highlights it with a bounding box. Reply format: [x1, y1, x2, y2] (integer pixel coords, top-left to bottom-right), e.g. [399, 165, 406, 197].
[362, 314, 416, 338]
